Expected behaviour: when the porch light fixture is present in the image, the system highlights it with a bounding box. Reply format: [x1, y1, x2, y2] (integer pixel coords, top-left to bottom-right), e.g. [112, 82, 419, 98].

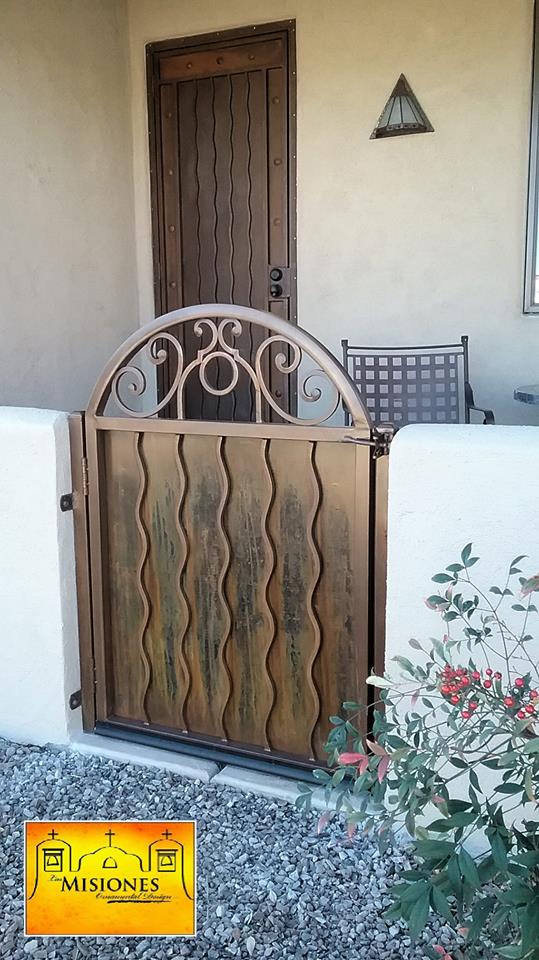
[370, 74, 433, 139]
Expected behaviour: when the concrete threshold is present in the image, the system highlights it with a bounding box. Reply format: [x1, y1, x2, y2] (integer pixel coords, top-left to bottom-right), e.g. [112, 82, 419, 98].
[69, 735, 332, 810]
[214, 765, 331, 811]
[70, 733, 219, 783]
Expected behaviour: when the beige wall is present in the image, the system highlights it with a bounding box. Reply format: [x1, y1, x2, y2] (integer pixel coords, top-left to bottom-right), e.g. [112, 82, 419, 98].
[0, 0, 138, 411]
[127, 0, 539, 424]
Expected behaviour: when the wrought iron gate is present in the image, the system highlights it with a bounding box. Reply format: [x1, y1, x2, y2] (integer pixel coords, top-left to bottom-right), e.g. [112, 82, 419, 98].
[70, 305, 390, 772]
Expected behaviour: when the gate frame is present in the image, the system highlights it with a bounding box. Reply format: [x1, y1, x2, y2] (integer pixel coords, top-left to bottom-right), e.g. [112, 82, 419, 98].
[69, 412, 95, 731]
[69, 305, 392, 773]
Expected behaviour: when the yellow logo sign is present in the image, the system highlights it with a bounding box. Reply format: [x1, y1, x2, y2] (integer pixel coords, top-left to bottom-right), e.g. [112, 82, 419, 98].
[25, 821, 196, 937]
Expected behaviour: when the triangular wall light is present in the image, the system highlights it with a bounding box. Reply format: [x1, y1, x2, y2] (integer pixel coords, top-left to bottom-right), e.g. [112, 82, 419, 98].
[370, 74, 433, 139]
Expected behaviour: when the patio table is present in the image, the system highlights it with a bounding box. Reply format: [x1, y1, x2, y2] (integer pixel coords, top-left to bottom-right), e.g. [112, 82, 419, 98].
[514, 385, 539, 405]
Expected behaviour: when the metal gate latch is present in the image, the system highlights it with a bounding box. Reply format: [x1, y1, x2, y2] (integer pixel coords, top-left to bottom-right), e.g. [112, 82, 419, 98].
[60, 493, 74, 512]
[342, 425, 395, 456]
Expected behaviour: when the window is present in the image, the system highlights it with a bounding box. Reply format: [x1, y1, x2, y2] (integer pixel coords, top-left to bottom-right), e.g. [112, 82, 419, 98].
[525, 3, 539, 311]
[43, 848, 64, 871]
[157, 849, 177, 872]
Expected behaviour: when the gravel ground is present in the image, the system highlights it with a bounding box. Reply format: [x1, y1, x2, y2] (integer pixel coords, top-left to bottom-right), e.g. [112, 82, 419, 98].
[0, 738, 456, 960]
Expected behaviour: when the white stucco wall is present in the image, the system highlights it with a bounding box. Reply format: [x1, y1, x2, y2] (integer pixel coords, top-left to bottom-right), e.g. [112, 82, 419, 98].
[386, 424, 539, 667]
[0, 408, 81, 746]
[0, 0, 138, 411]
[385, 424, 539, 829]
[126, 0, 539, 426]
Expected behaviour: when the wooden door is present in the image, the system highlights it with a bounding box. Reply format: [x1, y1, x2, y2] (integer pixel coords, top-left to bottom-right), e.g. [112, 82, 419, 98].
[147, 23, 297, 420]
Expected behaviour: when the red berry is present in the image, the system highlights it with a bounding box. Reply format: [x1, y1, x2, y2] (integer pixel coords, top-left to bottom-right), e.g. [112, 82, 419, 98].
[451, 695, 460, 704]
[530, 690, 538, 698]
[515, 678, 525, 688]
[504, 697, 515, 707]
[483, 680, 492, 689]
[517, 710, 526, 719]
[469, 701, 479, 710]
[441, 686, 451, 696]
[471, 671, 481, 681]
[461, 677, 470, 687]
[461, 710, 471, 719]
[486, 668, 493, 676]
[525, 704, 535, 715]
[494, 672, 502, 680]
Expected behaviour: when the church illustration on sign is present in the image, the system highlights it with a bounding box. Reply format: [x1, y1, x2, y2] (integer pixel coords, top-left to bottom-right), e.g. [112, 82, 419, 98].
[27, 825, 194, 901]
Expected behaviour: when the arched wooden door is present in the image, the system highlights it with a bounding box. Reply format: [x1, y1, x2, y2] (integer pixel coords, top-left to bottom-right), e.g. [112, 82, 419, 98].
[70, 306, 387, 772]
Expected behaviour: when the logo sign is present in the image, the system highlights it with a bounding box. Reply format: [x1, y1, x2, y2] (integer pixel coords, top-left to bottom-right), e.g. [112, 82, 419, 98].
[25, 821, 196, 937]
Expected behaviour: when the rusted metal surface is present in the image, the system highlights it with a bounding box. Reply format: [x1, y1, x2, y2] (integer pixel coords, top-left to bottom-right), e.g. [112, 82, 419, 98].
[76, 305, 387, 768]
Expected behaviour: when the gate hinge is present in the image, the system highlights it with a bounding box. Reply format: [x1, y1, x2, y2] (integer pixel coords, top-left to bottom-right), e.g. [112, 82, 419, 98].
[343, 425, 395, 457]
[81, 456, 89, 496]
[69, 689, 82, 710]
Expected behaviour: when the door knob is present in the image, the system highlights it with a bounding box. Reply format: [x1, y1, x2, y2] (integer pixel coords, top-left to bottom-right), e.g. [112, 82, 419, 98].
[270, 283, 283, 297]
[270, 267, 283, 281]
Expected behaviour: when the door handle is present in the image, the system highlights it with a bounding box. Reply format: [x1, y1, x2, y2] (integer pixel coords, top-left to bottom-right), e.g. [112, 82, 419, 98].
[268, 266, 288, 299]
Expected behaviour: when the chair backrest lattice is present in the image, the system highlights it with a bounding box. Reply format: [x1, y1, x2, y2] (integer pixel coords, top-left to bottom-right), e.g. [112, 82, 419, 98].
[341, 338, 469, 427]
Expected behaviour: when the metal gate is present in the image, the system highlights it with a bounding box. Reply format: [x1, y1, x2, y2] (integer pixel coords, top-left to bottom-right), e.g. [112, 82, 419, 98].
[70, 305, 390, 773]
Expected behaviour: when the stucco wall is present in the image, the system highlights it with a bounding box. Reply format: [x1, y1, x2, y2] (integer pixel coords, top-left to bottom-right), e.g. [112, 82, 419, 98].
[0, 0, 138, 411]
[127, 0, 539, 425]
[385, 424, 539, 827]
[386, 423, 539, 667]
[0, 408, 81, 746]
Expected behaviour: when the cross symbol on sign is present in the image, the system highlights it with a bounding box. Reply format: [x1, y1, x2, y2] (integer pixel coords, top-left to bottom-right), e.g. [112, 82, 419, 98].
[47, 829, 58, 840]
[162, 829, 173, 839]
[105, 829, 116, 846]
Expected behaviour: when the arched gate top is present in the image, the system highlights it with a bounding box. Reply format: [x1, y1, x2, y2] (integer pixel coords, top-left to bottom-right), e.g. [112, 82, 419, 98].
[87, 304, 371, 429]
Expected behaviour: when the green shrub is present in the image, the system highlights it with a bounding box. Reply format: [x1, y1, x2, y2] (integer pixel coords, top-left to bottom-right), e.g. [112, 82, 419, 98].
[297, 547, 539, 960]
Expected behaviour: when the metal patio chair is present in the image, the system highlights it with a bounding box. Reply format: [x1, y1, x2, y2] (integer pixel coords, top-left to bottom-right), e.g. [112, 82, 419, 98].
[341, 335, 494, 427]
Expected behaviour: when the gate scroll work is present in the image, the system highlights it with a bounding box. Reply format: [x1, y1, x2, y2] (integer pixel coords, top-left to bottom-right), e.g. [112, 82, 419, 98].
[70, 305, 391, 770]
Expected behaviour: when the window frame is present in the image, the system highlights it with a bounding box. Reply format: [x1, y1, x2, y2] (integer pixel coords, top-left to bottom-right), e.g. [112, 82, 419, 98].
[524, 2, 539, 313]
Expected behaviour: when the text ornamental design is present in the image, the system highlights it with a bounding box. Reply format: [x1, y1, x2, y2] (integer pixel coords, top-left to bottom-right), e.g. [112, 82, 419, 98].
[25, 821, 196, 937]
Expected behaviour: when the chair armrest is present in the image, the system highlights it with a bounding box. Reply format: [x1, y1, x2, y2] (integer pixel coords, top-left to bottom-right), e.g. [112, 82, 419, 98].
[468, 404, 495, 425]
[465, 382, 495, 424]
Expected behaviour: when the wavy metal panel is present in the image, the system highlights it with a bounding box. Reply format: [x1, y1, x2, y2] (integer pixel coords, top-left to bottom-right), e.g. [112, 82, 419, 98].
[99, 430, 369, 764]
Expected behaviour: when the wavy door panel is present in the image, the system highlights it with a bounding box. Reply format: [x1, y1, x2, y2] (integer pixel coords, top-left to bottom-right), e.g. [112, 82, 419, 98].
[265, 439, 321, 759]
[311, 442, 370, 756]
[137, 432, 190, 729]
[103, 431, 148, 722]
[101, 429, 370, 766]
[181, 434, 230, 738]
[221, 437, 275, 747]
